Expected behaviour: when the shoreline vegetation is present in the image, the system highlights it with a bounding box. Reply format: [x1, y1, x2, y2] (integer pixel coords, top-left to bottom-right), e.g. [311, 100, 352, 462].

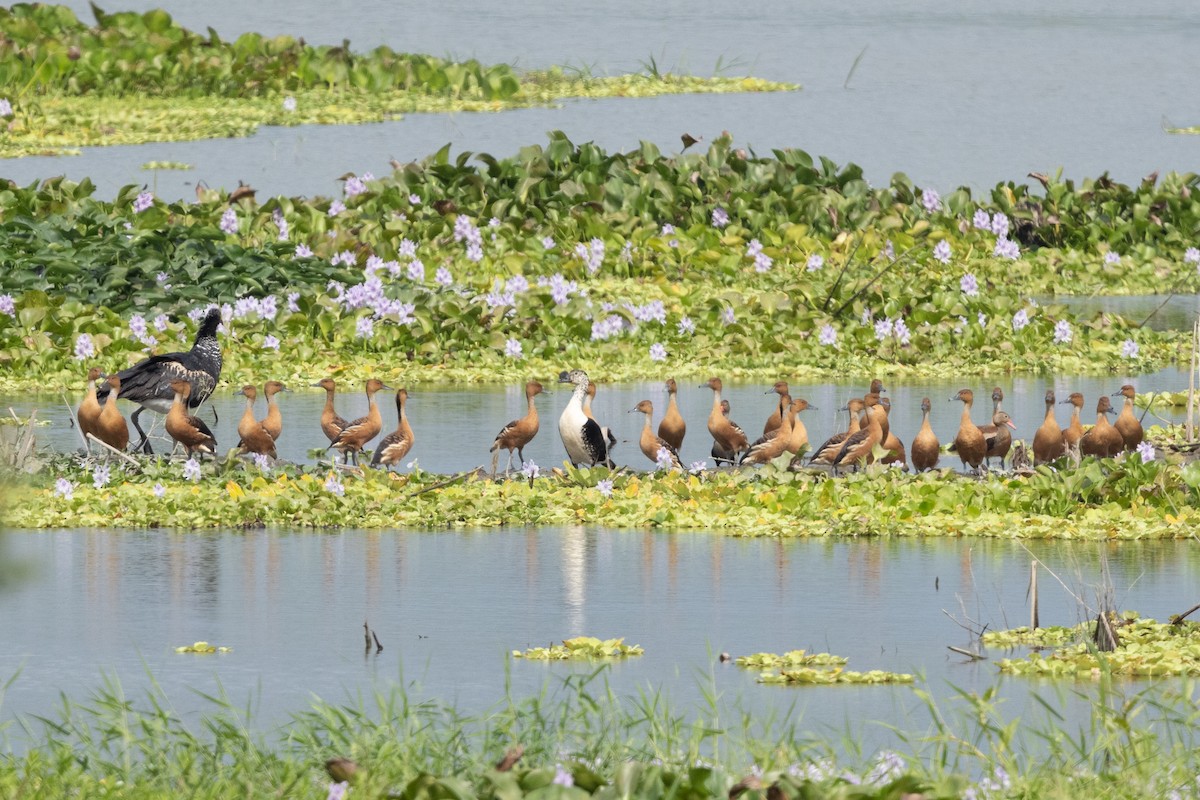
[0, 4, 795, 159]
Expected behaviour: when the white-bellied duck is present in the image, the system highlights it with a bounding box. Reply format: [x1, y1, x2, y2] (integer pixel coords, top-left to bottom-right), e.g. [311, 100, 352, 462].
[372, 388, 414, 469]
[1032, 390, 1065, 464]
[558, 370, 612, 467]
[911, 397, 939, 472]
[630, 400, 683, 469]
[491, 380, 543, 476]
[165, 379, 218, 457]
[658, 378, 686, 452]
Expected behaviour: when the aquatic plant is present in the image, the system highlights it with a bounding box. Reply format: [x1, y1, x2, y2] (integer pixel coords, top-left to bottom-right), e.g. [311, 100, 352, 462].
[993, 616, 1200, 677]
[512, 637, 643, 660]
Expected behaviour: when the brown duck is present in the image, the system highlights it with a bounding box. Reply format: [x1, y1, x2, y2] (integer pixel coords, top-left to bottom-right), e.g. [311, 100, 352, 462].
[1032, 390, 1066, 464]
[1112, 385, 1143, 452]
[1079, 396, 1124, 458]
[631, 400, 683, 469]
[165, 379, 218, 457]
[77, 366, 105, 453]
[261, 380, 288, 441]
[657, 378, 686, 452]
[1061, 392, 1085, 452]
[831, 396, 884, 473]
[878, 396, 906, 467]
[95, 375, 130, 453]
[328, 378, 390, 465]
[910, 397, 940, 472]
[490, 381, 543, 475]
[372, 388, 415, 469]
[744, 393, 792, 465]
[785, 398, 813, 455]
[235, 385, 277, 458]
[809, 398, 865, 466]
[313, 378, 350, 444]
[950, 389, 986, 472]
[979, 411, 1016, 468]
[703, 378, 748, 463]
[711, 399, 745, 466]
[762, 380, 790, 435]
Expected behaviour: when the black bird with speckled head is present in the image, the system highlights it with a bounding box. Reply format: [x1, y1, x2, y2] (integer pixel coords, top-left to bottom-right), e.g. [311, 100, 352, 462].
[96, 307, 223, 453]
[557, 369, 612, 468]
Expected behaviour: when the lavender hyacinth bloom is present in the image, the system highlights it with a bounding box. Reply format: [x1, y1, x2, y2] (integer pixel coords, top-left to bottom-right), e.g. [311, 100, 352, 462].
[504, 338, 523, 359]
[597, 479, 613, 497]
[1104, 251, 1121, 264]
[655, 446, 675, 470]
[408, 259, 426, 282]
[282, 96, 297, 112]
[1053, 319, 1072, 344]
[1121, 339, 1139, 359]
[295, 243, 313, 258]
[74, 333, 95, 360]
[356, 316, 374, 339]
[1136, 441, 1155, 462]
[960, 273, 979, 297]
[219, 207, 238, 235]
[92, 464, 111, 489]
[324, 474, 345, 496]
[435, 266, 453, 287]
[153, 483, 166, 497]
[1012, 308, 1030, 331]
[994, 237, 1020, 260]
[677, 316, 695, 335]
[818, 324, 837, 346]
[991, 212, 1010, 238]
[521, 460, 540, 480]
[344, 176, 367, 197]
[972, 209, 991, 229]
[55, 477, 74, 499]
[649, 343, 667, 361]
[921, 188, 941, 212]
[806, 254, 824, 271]
[711, 207, 729, 228]
[1186, 246, 1200, 265]
[0, 294, 14, 316]
[133, 191, 154, 213]
[721, 307, 736, 326]
[182, 458, 201, 482]
[328, 200, 345, 217]
[263, 335, 280, 351]
[933, 240, 952, 264]
[873, 318, 893, 341]
[0, 98, 13, 117]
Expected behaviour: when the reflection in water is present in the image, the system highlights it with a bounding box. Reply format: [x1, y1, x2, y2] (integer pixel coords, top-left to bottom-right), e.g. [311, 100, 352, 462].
[561, 526, 586, 634]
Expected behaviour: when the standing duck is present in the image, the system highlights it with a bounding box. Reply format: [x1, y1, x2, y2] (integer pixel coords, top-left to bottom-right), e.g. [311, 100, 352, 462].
[313, 378, 351, 445]
[1032, 390, 1066, 464]
[831, 396, 884, 473]
[911, 397, 940, 472]
[235, 385, 276, 459]
[979, 411, 1016, 468]
[785, 398, 814, 455]
[95, 375, 130, 453]
[711, 399, 745, 466]
[702, 378, 749, 465]
[372, 388, 415, 469]
[98, 307, 223, 454]
[1080, 396, 1124, 458]
[583, 381, 618, 456]
[743, 393, 793, 465]
[808, 398, 865, 467]
[878, 397, 906, 468]
[558, 369, 612, 467]
[1061, 392, 1086, 452]
[1112, 385, 1143, 452]
[630, 400, 683, 469]
[261, 381, 288, 441]
[490, 380, 544, 475]
[991, 387, 1005, 415]
[762, 381, 790, 435]
[328, 378, 390, 465]
[77, 367, 104, 453]
[950, 389, 986, 472]
[658, 378, 686, 452]
[165, 379, 218, 458]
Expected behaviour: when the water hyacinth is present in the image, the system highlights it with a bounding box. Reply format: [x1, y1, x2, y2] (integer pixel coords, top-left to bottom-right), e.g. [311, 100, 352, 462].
[631, 300, 666, 324]
[1136, 440, 1156, 462]
[541, 235, 555, 249]
[0, 293, 14, 316]
[0, 98, 13, 117]
[1012, 308, 1030, 331]
[1185, 246, 1200, 265]
[994, 237, 1020, 260]
[818, 323, 837, 346]
[218, 207, 238, 235]
[574, 238, 605, 274]
[721, 307, 736, 326]
[893, 317, 911, 345]
[521, 460, 540, 480]
[407, 259, 426, 282]
[596, 478, 613, 497]
[328, 200, 346, 217]
[1053, 319, 1072, 344]
[128, 313, 149, 341]
[711, 207, 729, 228]
[263, 335, 280, 351]
[990, 212, 1010, 238]
[977, 312, 987, 328]
[882, 239, 895, 260]
[152, 483, 165, 498]
[74, 333, 95, 360]
[324, 474, 345, 496]
[92, 464, 111, 490]
[155, 271, 172, 291]
[133, 191, 154, 213]
[552, 765, 573, 788]
[331, 250, 356, 267]
[435, 266, 453, 287]
[921, 187, 941, 212]
[344, 175, 367, 197]
[504, 338, 523, 359]
[960, 273, 979, 296]
[1104, 250, 1122, 264]
[1122, 338, 1139, 359]
[933, 240, 952, 264]
[505, 275, 529, 295]
[972, 208, 991, 229]
[355, 316, 374, 339]
[649, 343, 667, 361]
[182, 458, 201, 482]
[746, 239, 763, 257]
[295, 243, 313, 258]
[753, 252, 773, 273]
[591, 315, 623, 341]
[655, 446, 675, 470]
[873, 318, 893, 341]
[54, 477, 74, 499]
[677, 316, 695, 335]
[689, 460, 707, 474]
[806, 254, 824, 272]
[282, 96, 296, 112]
[286, 292, 301, 312]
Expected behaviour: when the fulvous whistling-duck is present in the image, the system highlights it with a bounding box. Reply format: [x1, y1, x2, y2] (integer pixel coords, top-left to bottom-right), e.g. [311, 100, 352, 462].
[372, 389, 414, 469]
[558, 370, 612, 467]
[491, 381, 544, 476]
[911, 397, 940, 472]
[1032, 390, 1066, 464]
[868, 380, 890, 443]
[328, 378, 391, 465]
[583, 381, 618, 454]
[95, 375, 130, 453]
[657, 378, 686, 452]
[711, 399, 744, 466]
[832, 395, 884, 473]
[1112, 385, 1143, 452]
[950, 389, 986, 472]
[1079, 396, 1124, 458]
[762, 380, 790, 435]
[808, 398, 864, 467]
[1061, 392, 1085, 451]
[702, 377, 749, 464]
[979, 411, 1016, 468]
[991, 386, 1005, 415]
[878, 396, 906, 467]
[630, 400, 683, 469]
[77, 366, 104, 452]
[98, 307, 222, 454]
[165, 379, 218, 457]
[235, 385, 277, 459]
[785, 398, 814, 455]
[744, 393, 792, 465]
[261, 381, 288, 441]
[313, 378, 351, 444]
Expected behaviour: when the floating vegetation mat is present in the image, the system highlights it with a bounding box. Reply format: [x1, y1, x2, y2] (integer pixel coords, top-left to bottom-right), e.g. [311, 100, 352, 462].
[512, 636, 643, 660]
[174, 641, 232, 654]
[989, 616, 1200, 677]
[735, 650, 914, 685]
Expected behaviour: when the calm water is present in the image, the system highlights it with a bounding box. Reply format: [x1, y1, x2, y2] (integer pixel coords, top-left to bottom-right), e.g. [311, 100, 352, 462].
[4, 2, 1200, 199]
[1, 369, 1190, 473]
[1, 529, 1197, 748]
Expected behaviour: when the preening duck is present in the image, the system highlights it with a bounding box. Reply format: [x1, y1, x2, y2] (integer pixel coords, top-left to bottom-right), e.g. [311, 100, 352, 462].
[743, 392, 792, 465]
[1112, 385, 1143, 452]
[77, 367, 104, 453]
[165, 379, 218, 457]
[98, 307, 222, 454]
[95, 375, 130, 453]
[261, 381, 288, 441]
[235, 384, 277, 459]
[910, 397, 940, 472]
[630, 400, 683, 469]
[313, 378, 351, 445]
[328, 378, 390, 465]
[950, 388, 986, 472]
[558, 370, 612, 467]
[762, 380, 790, 435]
[831, 395, 884, 473]
[979, 411, 1016, 468]
[657, 378, 686, 452]
[372, 389, 414, 469]
[490, 381, 544, 476]
[710, 399, 745, 466]
[1032, 390, 1066, 464]
[702, 378, 748, 465]
[807, 398, 864, 467]
[1079, 396, 1124, 458]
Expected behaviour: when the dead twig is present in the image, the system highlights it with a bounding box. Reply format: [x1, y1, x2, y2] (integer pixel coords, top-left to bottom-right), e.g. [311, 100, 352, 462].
[86, 433, 141, 469]
[947, 645, 987, 661]
[1170, 603, 1200, 626]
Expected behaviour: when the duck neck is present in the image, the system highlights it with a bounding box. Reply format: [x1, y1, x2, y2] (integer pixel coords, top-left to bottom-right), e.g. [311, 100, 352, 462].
[1043, 401, 1056, 424]
[709, 387, 723, 413]
[960, 400, 973, 427]
[920, 408, 931, 431]
[322, 389, 336, 413]
[642, 412, 652, 432]
[526, 391, 538, 419]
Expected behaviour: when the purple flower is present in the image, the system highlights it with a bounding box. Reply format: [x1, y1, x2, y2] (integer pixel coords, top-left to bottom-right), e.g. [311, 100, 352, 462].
[711, 207, 729, 228]
[152, 482, 165, 498]
[295, 243, 313, 258]
[0, 294, 15, 316]
[1053, 319, 1072, 344]
[1136, 440, 1155, 463]
[92, 464, 111, 490]
[504, 338, 523, 359]
[356, 316, 374, 339]
[994, 237, 1021, 260]
[661, 223, 675, 236]
[54, 477, 74, 499]
[282, 96, 297, 112]
[505, 275, 529, 295]
[1121, 338, 1139, 359]
[331, 250, 356, 267]
[324, 474, 345, 496]
[328, 200, 346, 217]
[466, 243, 484, 262]
[861, 307, 873, 326]
[990, 212, 1010, 238]
[1104, 251, 1121, 264]
[133, 191, 154, 213]
[597, 479, 613, 497]
[74, 333, 95, 361]
[575, 239, 605, 274]
[552, 765, 573, 787]
[677, 316, 695, 335]
[721, 307, 736, 326]
[252, 453, 271, 471]
[590, 316, 623, 341]
[688, 460, 707, 474]
[649, 343, 667, 361]
[408, 193, 421, 205]
[182, 458, 201, 482]
[921, 187, 941, 213]
[129, 314, 148, 340]
[541, 235, 555, 250]
[960, 273, 979, 296]
[894, 317, 911, 344]
[435, 266, 453, 287]
[746, 239, 763, 257]
[155, 272, 171, 291]
[398, 238, 418, 258]
[874, 318, 893, 341]
[219, 207, 238, 235]
[545, 273, 576, 305]
[1012, 308, 1030, 331]
[1185, 246, 1200, 265]
[753, 252, 773, 273]
[972, 209, 991, 230]
[521, 460, 540, 480]
[977, 312, 988, 327]
[818, 323, 837, 346]
[933, 240, 952, 264]
[407, 259, 426, 282]
[344, 176, 367, 197]
[882, 240, 895, 260]
[286, 292, 301, 312]
[263, 335, 280, 351]
[152, 314, 169, 332]
[327, 782, 349, 800]
[0, 98, 12, 117]
[621, 241, 634, 263]
[655, 446, 675, 470]
[806, 254, 824, 272]
[488, 217, 500, 228]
